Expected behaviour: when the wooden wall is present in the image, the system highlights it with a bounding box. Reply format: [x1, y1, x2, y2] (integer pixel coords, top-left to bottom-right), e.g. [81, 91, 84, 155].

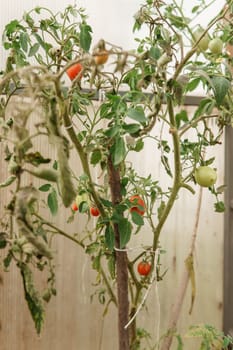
[0, 101, 224, 350]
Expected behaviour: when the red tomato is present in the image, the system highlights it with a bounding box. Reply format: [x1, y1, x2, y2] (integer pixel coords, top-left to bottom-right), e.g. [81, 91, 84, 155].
[90, 206, 100, 217]
[71, 202, 78, 212]
[129, 195, 146, 216]
[137, 261, 151, 276]
[94, 51, 109, 65]
[66, 63, 83, 81]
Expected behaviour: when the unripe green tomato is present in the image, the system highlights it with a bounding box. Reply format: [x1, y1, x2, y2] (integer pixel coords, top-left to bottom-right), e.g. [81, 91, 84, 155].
[194, 166, 217, 187]
[208, 38, 223, 55]
[193, 29, 209, 52]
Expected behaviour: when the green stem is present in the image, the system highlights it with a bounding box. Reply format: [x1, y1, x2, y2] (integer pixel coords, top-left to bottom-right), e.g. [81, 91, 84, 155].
[34, 213, 85, 248]
[53, 80, 105, 217]
[100, 260, 117, 307]
[152, 95, 181, 252]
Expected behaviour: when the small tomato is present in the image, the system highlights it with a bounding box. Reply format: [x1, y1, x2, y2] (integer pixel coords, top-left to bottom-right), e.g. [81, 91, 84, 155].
[208, 38, 223, 55]
[129, 195, 145, 216]
[194, 166, 217, 187]
[193, 28, 210, 52]
[94, 51, 109, 65]
[90, 206, 100, 217]
[137, 261, 151, 276]
[66, 63, 83, 81]
[71, 202, 78, 211]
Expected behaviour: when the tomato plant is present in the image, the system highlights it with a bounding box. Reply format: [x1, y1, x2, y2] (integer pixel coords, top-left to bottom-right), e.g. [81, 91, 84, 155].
[0, 2, 232, 350]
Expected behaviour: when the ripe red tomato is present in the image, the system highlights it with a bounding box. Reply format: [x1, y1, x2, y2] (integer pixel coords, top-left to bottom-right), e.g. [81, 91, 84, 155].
[71, 202, 78, 211]
[90, 206, 100, 217]
[94, 51, 109, 65]
[66, 63, 83, 81]
[129, 195, 145, 216]
[137, 261, 151, 276]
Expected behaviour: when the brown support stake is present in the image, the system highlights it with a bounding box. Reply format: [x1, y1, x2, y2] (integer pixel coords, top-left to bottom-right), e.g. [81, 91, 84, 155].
[107, 156, 130, 350]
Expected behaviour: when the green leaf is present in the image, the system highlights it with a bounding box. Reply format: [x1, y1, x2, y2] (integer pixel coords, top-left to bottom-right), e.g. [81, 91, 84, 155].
[105, 224, 115, 251]
[4, 19, 20, 34]
[122, 123, 141, 134]
[107, 255, 116, 279]
[118, 218, 132, 248]
[79, 201, 89, 213]
[175, 110, 188, 128]
[0, 233, 7, 249]
[127, 107, 147, 124]
[134, 139, 144, 152]
[131, 211, 144, 226]
[80, 24, 92, 52]
[47, 189, 58, 216]
[211, 76, 231, 106]
[185, 77, 201, 92]
[39, 184, 51, 192]
[3, 252, 12, 270]
[29, 43, 40, 57]
[214, 201, 225, 213]
[0, 175, 16, 188]
[193, 98, 215, 119]
[105, 125, 120, 138]
[149, 46, 161, 60]
[112, 137, 126, 165]
[161, 155, 172, 177]
[90, 149, 102, 165]
[20, 32, 29, 52]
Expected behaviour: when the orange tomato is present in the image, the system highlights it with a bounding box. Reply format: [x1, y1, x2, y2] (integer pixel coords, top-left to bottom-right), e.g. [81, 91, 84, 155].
[129, 195, 145, 216]
[137, 261, 151, 276]
[66, 63, 83, 80]
[71, 202, 78, 211]
[94, 51, 109, 65]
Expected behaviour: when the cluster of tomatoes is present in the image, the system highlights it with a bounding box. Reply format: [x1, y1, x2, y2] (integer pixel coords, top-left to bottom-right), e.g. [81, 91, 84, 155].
[71, 193, 151, 275]
[66, 49, 109, 81]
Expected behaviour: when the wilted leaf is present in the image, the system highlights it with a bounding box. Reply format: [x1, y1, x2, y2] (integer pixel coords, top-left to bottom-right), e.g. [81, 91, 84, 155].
[20, 263, 44, 334]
